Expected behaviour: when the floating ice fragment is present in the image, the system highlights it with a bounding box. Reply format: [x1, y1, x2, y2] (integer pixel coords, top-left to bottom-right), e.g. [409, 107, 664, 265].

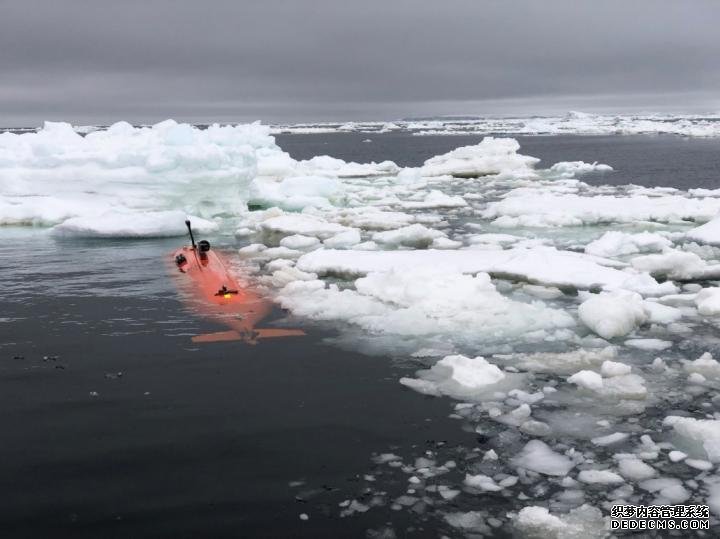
[323, 229, 361, 249]
[600, 360, 632, 377]
[296, 247, 664, 292]
[686, 214, 720, 246]
[259, 214, 350, 239]
[617, 457, 656, 481]
[668, 450, 687, 462]
[590, 432, 629, 446]
[548, 161, 613, 178]
[663, 416, 720, 462]
[511, 440, 575, 476]
[399, 355, 508, 400]
[513, 504, 606, 539]
[577, 469, 624, 484]
[624, 338, 672, 351]
[695, 288, 720, 315]
[372, 224, 445, 248]
[280, 234, 321, 250]
[419, 137, 539, 178]
[578, 291, 647, 339]
[463, 473, 503, 492]
[568, 371, 604, 392]
[585, 231, 671, 258]
[52, 211, 217, 238]
[444, 511, 490, 533]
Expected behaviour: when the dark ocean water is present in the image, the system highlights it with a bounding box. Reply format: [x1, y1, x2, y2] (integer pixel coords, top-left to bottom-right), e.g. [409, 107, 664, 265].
[1, 133, 720, 538]
[276, 132, 720, 190]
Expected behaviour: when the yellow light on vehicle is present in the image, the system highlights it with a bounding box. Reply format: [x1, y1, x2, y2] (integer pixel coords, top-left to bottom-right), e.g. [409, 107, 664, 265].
[223, 293, 232, 299]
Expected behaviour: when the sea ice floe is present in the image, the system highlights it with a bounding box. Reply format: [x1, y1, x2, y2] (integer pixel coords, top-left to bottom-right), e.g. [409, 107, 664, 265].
[372, 224, 445, 248]
[513, 504, 606, 539]
[248, 175, 344, 211]
[296, 247, 669, 293]
[616, 457, 657, 481]
[578, 291, 647, 339]
[638, 477, 691, 504]
[277, 269, 574, 350]
[484, 191, 720, 228]
[685, 214, 720, 245]
[567, 365, 647, 401]
[503, 346, 617, 376]
[51, 210, 217, 238]
[695, 288, 720, 315]
[584, 231, 671, 258]
[577, 469, 624, 484]
[548, 161, 613, 178]
[399, 354, 508, 400]
[279, 234, 321, 250]
[323, 229, 362, 249]
[631, 249, 720, 280]
[683, 352, 720, 381]
[623, 338, 673, 351]
[419, 137, 539, 178]
[663, 416, 720, 463]
[511, 440, 575, 476]
[0, 120, 272, 229]
[259, 214, 351, 238]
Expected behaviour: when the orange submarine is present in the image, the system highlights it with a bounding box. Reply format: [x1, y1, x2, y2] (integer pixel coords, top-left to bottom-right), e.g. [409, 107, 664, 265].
[171, 220, 304, 344]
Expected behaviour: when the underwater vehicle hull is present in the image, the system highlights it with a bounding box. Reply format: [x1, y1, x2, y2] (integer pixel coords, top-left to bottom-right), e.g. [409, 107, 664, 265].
[171, 226, 304, 343]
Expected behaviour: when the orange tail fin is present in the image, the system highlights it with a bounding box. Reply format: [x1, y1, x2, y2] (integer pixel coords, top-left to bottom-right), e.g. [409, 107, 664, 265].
[191, 328, 305, 344]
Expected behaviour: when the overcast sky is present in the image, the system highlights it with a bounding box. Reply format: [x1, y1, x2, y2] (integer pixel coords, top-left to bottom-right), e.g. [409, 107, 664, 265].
[1, 0, 719, 125]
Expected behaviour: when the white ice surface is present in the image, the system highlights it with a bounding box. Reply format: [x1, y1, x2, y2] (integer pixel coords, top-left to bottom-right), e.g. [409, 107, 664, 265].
[0, 120, 273, 230]
[296, 247, 668, 293]
[419, 137, 539, 178]
[51, 211, 217, 238]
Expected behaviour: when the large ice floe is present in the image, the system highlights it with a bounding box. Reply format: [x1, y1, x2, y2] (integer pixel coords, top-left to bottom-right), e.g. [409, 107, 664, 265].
[7, 119, 720, 535]
[0, 120, 274, 234]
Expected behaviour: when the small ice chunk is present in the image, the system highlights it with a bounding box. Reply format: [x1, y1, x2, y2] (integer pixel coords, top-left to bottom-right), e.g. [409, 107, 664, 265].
[444, 511, 489, 533]
[280, 234, 321, 250]
[511, 440, 575, 476]
[323, 229, 361, 249]
[585, 231, 671, 258]
[400, 354, 507, 400]
[577, 469, 624, 484]
[663, 416, 720, 462]
[685, 458, 713, 471]
[639, 478, 690, 503]
[624, 338, 672, 351]
[668, 450, 687, 462]
[600, 360, 632, 377]
[684, 352, 720, 380]
[617, 458, 657, 481]
[464, 473, 503, 491]
[696, 288, 720, 315]
[578, 291, 647, 340]
[686, 215, 720, 246]
[372, 223, 445, 248]
[591, 432, 629, 446]
[513, 504, 606, 539]
[568, 370, 604, 392]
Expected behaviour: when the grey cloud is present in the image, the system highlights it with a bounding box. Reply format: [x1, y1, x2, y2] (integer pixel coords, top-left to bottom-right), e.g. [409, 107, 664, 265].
[1, 0, 719, 125]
